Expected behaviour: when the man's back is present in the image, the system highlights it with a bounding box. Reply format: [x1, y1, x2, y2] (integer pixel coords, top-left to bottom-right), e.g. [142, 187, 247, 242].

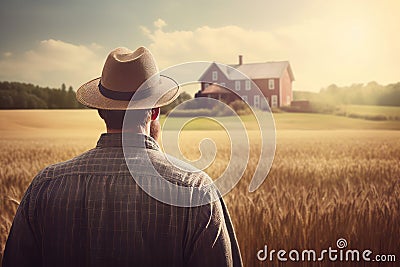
[3, 133, 242, 267]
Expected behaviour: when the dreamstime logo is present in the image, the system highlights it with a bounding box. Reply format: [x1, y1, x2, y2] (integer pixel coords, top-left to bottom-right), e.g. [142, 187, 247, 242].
[336, 238, 347, 249]
[122, 61, 276, 207]
[257, 238, 397, 262]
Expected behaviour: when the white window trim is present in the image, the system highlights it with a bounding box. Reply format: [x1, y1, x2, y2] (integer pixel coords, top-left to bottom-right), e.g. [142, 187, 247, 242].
[271, 95, 278, 108]
[235, 81, 241, 91]
[269, 79, 275, 90]
[242, 95, 248, 102]
[220, 82, 226, 87]
[254, 95, 260, 108]
[245, 80, 251, 91]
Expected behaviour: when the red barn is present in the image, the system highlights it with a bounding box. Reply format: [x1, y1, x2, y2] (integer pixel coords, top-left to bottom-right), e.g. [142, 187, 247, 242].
[195, 56, 295, 109]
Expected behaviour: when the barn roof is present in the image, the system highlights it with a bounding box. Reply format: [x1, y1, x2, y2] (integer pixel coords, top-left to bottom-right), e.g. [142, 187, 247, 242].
[199, 61, 295, 81]
[231, 61, 294, 80]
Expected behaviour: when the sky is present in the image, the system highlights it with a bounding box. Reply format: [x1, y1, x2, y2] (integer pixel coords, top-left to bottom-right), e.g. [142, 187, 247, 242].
[0, 0, 399, 93]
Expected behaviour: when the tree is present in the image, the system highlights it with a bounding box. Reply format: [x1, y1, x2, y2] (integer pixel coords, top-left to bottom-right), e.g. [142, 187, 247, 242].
[67, 86, 80, 108]
[0, 95, 14, 109]
[160, 92, 192, 114]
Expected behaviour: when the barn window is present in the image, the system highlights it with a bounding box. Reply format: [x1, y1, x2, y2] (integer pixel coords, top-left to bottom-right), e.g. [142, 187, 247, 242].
[245, 80, 251, 90]
[242, 95, 248, 102]
[269, 79, 275, 90]
[235, 81, 241, 91]
[271, 95, 278, 107]
[212, 71, 218, 81]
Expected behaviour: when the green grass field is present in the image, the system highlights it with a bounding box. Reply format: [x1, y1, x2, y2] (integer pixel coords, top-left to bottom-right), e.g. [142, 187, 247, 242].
[160, 112, 400, 131]
[339, 105, 400, 116]
[1, 109, 399, 137]
[336, 105, 400, 120]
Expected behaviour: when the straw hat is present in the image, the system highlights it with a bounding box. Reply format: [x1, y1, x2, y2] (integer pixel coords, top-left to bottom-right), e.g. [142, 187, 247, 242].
[76, 46, 179, 110]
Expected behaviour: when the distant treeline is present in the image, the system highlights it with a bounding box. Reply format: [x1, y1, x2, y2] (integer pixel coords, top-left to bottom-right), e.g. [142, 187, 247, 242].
[294, 81, 400, 106]
[0, 81, 84, 109]
[2, 80, 399, 109]
[0, 81, 191, 111]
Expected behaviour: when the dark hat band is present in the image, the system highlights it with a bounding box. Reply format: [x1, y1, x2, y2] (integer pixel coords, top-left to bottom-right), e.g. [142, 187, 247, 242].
[98, 82, 134, 101]
[98, 75, 179, 102]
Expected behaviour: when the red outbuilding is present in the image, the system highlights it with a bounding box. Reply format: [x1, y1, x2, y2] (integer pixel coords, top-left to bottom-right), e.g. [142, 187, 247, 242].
[195, 56, 295, 109]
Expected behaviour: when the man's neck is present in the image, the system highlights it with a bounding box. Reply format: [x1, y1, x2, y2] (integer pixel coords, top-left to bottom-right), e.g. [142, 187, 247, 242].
[107, 128, 124, 134]
[106, 127, 149, 135]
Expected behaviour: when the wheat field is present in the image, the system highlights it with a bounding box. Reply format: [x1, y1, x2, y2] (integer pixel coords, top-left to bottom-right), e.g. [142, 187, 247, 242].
[0, 111, 399, 266]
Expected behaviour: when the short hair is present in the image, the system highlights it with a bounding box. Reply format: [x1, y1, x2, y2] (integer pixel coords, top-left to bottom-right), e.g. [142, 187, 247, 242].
[98, 109, 152, 130]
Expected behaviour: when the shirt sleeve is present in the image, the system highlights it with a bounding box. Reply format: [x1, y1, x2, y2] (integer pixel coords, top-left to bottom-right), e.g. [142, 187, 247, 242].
[219, 198, 243, 267]
[184, 197, 243, 267]
[2, 182, 41, 267]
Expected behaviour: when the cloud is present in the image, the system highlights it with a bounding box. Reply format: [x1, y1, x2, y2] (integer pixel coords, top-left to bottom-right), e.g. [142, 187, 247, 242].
[141, 17, 400, 91]
[3, 52, 12, 58]
[141, 23, 281, 67]
[153, 18, 167, 29]
[0, 39, 105, 89]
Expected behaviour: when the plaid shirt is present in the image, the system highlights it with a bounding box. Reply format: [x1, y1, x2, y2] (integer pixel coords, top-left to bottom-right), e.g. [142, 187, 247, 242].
[3, 133, 242, 267]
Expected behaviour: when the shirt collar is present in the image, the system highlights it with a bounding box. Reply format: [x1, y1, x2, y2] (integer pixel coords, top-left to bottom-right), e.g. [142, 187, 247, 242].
[96, 133, 160, 151]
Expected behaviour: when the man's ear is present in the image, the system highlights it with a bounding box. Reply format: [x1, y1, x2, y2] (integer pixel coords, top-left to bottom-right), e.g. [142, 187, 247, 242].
[151, 108, 160, 121]
[97, 109, 105, 120]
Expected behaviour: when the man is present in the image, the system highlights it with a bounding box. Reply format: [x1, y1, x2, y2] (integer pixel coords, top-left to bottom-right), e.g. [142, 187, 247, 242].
[3, 46, 242, 267]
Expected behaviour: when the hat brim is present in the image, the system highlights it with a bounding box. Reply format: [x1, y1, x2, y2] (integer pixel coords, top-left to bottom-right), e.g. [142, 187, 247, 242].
[76, 75, 180, 110]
